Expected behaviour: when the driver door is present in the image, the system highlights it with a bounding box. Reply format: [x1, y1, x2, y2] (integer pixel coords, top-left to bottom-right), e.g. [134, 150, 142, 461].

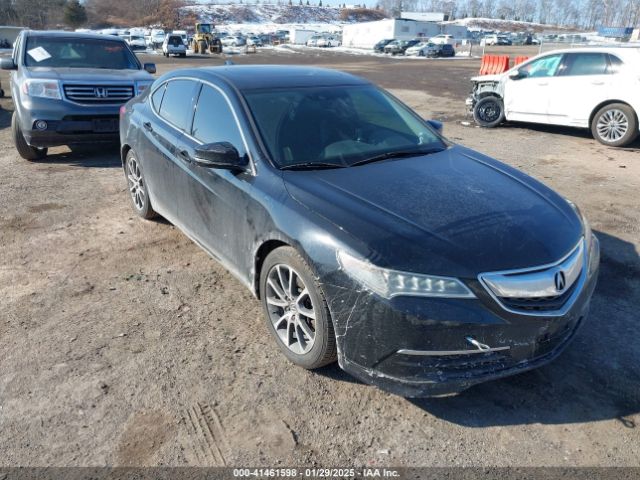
[504, 53, 563, 124]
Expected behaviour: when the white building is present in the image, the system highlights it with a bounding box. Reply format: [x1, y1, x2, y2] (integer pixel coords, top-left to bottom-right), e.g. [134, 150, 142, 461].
[342, 18, 468, 49]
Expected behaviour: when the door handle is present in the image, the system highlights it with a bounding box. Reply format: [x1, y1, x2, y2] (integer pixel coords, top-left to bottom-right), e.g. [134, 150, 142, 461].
[143, 121, 153, 132]
[178, 150, 192, 163]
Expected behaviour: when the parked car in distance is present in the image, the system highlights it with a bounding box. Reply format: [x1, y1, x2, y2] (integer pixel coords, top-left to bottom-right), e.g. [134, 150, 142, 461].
[149, 29, 165, 49]
[406, 42, 455, 57]
[120, 65, 599, 397]
[306, 35, 323, 47]
[0, 79, 4, 98]
[125, 34, 147, 51]
[467, 47, 640, 147]
[429, 34, 455, 45]
[317, 35, 341, 47]
[482, 34, 512, 46]
[163, 34, 187, 57]
[0, 30, 155, 161]
[221, 35, 246, 47]
[373, 38, 394, 53]
[384, 39, 420, 55]
[247, 36, 263, 47]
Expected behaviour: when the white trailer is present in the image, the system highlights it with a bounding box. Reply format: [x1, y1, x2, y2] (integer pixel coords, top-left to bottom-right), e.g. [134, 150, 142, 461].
[290, 29, 318, 45]
[342, 19, 440, 49]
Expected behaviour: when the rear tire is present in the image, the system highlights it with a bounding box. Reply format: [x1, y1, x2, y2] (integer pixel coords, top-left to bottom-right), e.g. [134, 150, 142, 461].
[260, 246, 337, 370]
[124, 149, 157, 220]
[473, 96, 505, 128]
[12, 112, 47, 161]
[591, 103, 638, 147]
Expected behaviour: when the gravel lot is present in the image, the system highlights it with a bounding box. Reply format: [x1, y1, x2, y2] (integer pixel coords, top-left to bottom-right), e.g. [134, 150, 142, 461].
[0, 46, 639, 467]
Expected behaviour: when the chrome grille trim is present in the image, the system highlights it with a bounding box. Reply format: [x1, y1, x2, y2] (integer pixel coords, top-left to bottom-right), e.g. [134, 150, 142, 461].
[478, 238, 587, 317]
[63, 84, 134, 104]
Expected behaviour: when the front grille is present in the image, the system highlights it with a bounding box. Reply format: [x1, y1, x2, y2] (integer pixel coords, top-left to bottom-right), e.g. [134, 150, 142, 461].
[63, 84, 134, 104]
[498, 277, 580, 312]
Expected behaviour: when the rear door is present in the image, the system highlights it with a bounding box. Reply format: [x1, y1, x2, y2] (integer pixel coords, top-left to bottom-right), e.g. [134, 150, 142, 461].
[138, 79, 198, 220]
[504, 53, 563, 123]
[546, 52, 616, 127]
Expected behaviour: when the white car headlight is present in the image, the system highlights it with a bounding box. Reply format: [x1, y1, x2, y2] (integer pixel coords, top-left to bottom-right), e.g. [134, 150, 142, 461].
[337, 251, 475, 299]
[22, 79, 61, 100]
[135, 80, 154, 95]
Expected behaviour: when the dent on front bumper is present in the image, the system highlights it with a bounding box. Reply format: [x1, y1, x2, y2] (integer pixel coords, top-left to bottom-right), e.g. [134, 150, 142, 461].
[322, 237, 600, 398]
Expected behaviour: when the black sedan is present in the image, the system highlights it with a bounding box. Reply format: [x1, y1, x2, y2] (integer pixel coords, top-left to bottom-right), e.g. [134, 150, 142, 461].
[119, 66, 599, 397]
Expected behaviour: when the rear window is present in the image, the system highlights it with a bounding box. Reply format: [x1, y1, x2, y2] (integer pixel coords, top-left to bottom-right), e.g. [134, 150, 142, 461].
[562, 53, 608, 76]
[24, 36, 140, 69]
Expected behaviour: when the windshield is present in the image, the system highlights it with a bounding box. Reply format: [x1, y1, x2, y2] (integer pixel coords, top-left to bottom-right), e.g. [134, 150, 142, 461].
[199, 24, 212, 33]
[24, 37, 140, 69]
[244, 85, 445, 169]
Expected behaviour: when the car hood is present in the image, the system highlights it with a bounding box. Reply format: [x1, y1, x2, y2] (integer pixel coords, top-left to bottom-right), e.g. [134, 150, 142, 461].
[283, 145, 582, 277]
[25, 67, 153, 82]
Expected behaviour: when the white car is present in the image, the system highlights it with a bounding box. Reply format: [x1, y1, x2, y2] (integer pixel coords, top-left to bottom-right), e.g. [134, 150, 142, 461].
[149, 30, 165, 49]
[317, 35, 341, 47]
[405, 42, 432, 56]
[125, 34, 146, 51]
[429, 34, 454, 45]
[162, 34, 187, 57]
[467, 47, 640, 147]
[306, 35, 323, 47]
[221, 36, 246, 47]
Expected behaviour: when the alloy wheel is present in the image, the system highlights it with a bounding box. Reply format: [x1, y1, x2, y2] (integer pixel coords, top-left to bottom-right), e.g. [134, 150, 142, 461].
[596, 109, 629, 142]
[265, 264, 316, 355]
[126, 155, 146, 211]
[478, 100, 501, 123]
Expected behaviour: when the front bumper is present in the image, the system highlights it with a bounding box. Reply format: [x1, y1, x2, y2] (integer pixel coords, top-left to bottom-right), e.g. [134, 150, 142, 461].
[16, 96, 123, 148]
[322, 237, 600, 397]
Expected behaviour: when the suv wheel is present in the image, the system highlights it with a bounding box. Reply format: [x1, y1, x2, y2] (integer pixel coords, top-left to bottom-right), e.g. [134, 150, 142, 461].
[12, 112, 47, 161]
[591, 103, 638, 147]
[260, 247, 337, 369]
[125, 149, 157, 219]
[473, 96, 505, 128]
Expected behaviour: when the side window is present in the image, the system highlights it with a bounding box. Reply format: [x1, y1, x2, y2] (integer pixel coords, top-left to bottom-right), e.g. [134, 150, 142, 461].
[150, 84, 166, 111]
[191, 84, 246, 156]
[562, 53, 608, 76]
[606, 54, 623, 74]
[520, 54, 562, 78]
[158, 79, 197, 131]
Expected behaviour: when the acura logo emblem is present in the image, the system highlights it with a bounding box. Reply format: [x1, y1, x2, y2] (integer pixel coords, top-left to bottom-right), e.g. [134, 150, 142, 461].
[94, 87, 107, 98]
[554, 271, 566, 292]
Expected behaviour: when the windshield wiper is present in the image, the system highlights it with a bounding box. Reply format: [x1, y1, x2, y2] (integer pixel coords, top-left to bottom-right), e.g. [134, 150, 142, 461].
[349, 147, 446, 168]
[280, 162, 347, 171]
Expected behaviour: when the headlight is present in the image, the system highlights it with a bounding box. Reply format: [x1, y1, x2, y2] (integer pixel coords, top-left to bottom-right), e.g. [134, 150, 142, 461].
[135, 80, 154, 95]
[22, 79, 61, 100]
[337, 251, 475, 299]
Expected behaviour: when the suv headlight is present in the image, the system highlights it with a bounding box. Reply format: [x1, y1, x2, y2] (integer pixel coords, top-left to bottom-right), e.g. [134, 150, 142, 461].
[22, 79, 61, 100]
[337, 251, 475, 299]
[135, 80, 154, 95]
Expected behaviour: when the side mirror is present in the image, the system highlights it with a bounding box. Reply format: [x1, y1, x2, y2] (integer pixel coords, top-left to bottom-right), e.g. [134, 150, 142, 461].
[0, 58, 17, 70]
[143, 63, 156, 74]
[194, 142, 248, 170]
[426, 119, 443, 134]
[508, 69, 524, 80]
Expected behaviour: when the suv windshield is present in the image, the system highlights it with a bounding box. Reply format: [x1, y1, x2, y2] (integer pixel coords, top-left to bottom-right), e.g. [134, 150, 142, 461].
[244, 85, 446, 169]
[24, 37, 140, 69]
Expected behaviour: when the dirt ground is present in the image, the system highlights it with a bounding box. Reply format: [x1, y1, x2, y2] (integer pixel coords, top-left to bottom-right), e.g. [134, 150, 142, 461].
[0, 47, 639, 467]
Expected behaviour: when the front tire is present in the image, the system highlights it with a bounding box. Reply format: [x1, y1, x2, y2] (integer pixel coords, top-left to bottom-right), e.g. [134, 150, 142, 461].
[124, 149, 157, 219]
[260, 247, 337, 370]
[473, 96, 505, 128]
[12, 112, 47, 161]
[591, 103, 638, 147]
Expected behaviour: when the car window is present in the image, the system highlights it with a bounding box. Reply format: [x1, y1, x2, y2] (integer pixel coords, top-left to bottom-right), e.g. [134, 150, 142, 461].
[519, 54, 562, 78]
[561, 53, 608, 76]
[158, 79, 198, 131]
[606, 54, 623, 74]
[150, 84, 166, 111]
[192, 84, 246, 156]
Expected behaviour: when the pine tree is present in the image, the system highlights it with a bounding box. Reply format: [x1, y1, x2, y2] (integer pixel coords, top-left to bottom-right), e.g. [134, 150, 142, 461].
[63, 0, 87, 28]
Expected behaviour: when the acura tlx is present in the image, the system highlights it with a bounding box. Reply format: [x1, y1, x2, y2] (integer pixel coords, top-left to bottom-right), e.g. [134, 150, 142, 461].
[119, 65, 599, 397]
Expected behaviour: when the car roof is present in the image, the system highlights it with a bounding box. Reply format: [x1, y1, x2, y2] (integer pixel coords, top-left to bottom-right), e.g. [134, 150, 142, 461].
[178, 65, 370, 90]
[24, 30, 126, 42]
[542, 46, 640, 60]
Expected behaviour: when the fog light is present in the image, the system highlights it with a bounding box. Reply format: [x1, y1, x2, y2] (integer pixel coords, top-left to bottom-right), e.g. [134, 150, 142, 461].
[35, 120, 48, 131]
